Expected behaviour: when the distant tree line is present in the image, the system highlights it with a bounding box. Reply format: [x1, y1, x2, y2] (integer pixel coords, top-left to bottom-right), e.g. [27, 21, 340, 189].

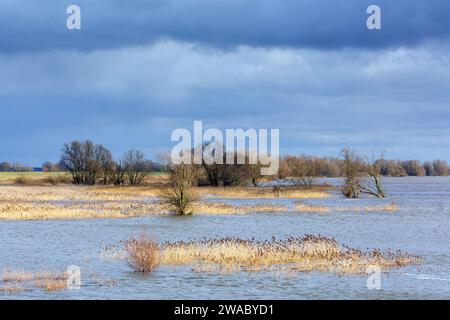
[2, 141, 449, 188]
[278, 156, 449, 178]
[58, 140, 162, 186]
[0, 162, 33, 172]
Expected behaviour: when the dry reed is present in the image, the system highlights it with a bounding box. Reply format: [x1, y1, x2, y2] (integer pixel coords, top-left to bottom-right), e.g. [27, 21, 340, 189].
[124, 233, 160, 273]
[160, 235, 420, 274]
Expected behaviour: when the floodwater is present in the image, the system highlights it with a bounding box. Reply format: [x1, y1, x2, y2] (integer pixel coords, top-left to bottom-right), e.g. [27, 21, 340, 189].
[1, 177, 449, 299]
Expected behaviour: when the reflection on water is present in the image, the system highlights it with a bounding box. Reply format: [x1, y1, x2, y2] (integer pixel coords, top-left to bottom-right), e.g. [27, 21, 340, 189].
[0, 177, 449, 299]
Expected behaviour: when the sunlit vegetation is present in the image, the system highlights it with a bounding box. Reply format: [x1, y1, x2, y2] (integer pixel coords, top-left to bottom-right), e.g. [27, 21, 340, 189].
[124, 233, 160, 273]
[122, 235, 421, 275]
[294, 202, 398, 213]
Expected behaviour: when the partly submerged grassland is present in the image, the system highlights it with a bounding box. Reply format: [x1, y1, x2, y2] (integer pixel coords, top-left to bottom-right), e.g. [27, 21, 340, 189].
[1, 269, 69, 293]
[0, 185, 332, 220]
[294, 202, 398, 213]
[0, 184, 401, 220]
[121, 234, 421, 275]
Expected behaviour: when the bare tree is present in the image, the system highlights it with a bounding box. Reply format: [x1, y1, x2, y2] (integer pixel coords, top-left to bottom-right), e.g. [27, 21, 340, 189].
[162, 164, 197, 215]
[402, 160, 425, 176]
[341, 148, 362, 198]
[96, 145, 114, 185]
[360, 152, 386, 198]
[60, 141, 85, 184]
[59, 140, 113, 185]
[433, 159, 449, 176]
[123, 150, 150, 186]
[290, 157, 316, 189]
[42, 161, 60, 172]
[111, 161, 126, 186]
[423, 161, 436, 176]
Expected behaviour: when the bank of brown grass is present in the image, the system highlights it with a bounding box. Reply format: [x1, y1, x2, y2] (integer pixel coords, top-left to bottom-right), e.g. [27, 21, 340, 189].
[192, 202, 288, 214]
[0, 284, 27, 293]
[34, 271, 69, 291]
[335, 203, 398, 212]
[201, 186, 330, 199]
[294, 202, 398, 213]
[2, 269, 34, 282]
[161, 235, 420, 274]
[294, 202, 331, 213]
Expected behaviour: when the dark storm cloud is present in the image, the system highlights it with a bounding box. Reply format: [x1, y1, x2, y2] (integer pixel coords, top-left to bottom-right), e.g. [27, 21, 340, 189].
[1, 0, 450, 53]
[1, 41, 450, 164]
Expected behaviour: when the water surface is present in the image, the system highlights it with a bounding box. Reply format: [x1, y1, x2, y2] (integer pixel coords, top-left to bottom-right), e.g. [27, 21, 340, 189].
[1, 177, 449, 299]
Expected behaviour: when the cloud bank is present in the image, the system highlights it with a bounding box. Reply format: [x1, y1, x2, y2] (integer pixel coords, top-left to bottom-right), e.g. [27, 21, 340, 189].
[0, 1, 449, 164]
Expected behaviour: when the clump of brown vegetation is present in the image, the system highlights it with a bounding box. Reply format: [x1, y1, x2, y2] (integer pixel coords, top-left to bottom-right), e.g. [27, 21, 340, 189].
[203, 185, 330, 199]
[0, 284, 27, 294]
[335, 203, 398, 212]
[193, 201, 288, 214]
[2, 269, 34, 282]
[34, 271, 69, 292]
[124, 232, 160, 273]
[295, 202, 398, 213]
[294, 202, 330, 213]
[161, 235, 420, 274]
[1, 269, 69, 292]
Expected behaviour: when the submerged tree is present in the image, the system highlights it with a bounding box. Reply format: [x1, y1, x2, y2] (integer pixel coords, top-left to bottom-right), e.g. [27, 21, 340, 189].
[341, 148, 362, 199]
[289, 157, 316, 189]
[162, 164, 197, 215]
[360, 152, 386, 198]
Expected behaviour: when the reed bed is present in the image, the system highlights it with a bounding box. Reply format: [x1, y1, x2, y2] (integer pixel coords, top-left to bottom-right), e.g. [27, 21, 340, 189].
[2, 185, 399, 220]
[160, 235, 420, 274]
[294, 202, 331, 213]
[192, 202, 289, 214]
[34, 271, 69, 291]
[201, 186, 330, 199]
[294, 202, 398, 213]
[0, 284, 27, 294]
[2, 269, 34, 282]
[335, 204, 398, 212]
[0, 186, 297, 219]
[1, 269, 69, 292]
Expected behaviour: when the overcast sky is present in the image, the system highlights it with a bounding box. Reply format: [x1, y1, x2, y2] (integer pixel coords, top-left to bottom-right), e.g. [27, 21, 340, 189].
[1, 0, 450, 165]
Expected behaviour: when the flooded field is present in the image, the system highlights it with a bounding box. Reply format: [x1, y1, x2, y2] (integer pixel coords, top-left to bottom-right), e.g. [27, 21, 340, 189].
[0, 177, 449, 299]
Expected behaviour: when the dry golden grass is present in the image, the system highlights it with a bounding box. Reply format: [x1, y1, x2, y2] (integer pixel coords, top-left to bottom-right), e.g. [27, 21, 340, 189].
[34, 279, 68, 291]
[1, 269, 70, 292]
[294, 202, 398, 213]
[0, 284, 27, 293]
[160, 235, 421, 274]
[201, 186, 330, 199]
[0, 186, 302, 220]
[2, 269, 34, 282]
[34, 270, 69, 292]
[335, 203, 398, 212]
[294, 202, 331, 213]
[192, 201, 288, 214]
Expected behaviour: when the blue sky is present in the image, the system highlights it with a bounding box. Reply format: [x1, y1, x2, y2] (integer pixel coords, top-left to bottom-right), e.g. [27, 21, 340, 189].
[1, 0, 450, 165]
